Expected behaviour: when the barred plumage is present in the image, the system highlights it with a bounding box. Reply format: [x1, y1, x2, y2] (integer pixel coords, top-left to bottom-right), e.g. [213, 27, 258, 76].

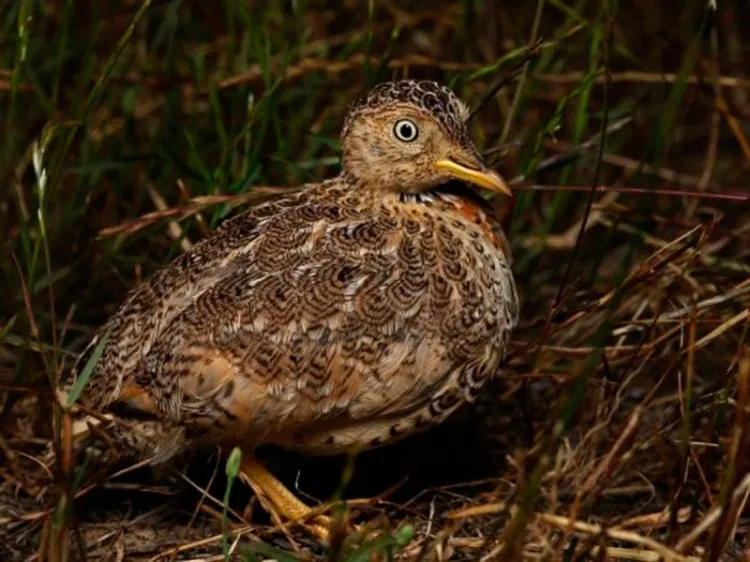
[67, 79, 519, 539]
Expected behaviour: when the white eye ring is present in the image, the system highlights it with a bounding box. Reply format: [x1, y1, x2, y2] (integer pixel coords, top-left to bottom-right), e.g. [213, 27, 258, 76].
[393, 119, 419, 142]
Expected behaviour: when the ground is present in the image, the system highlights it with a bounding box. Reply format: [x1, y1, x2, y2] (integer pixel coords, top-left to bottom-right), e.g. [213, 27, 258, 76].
[1, 1, 750, 560]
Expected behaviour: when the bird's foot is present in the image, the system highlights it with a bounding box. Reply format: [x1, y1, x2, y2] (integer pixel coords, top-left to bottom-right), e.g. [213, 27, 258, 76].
[239, 453, 339, 542]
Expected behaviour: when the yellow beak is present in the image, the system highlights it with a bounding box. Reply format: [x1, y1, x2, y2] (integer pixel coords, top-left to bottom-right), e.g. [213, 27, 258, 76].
[434, 159, 511, 197]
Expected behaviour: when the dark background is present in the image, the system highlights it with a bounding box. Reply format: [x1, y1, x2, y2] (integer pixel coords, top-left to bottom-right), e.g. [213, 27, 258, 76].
[1, 1, 749, 560]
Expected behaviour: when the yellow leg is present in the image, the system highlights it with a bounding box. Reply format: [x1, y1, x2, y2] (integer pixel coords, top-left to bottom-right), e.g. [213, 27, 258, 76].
[239, 453, 331, 541]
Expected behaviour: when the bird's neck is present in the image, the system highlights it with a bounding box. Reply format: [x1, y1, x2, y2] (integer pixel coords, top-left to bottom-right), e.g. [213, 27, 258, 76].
[323, 175, 511, 259]
[382, 183, 512, 259]
[432, 186, 510, 255]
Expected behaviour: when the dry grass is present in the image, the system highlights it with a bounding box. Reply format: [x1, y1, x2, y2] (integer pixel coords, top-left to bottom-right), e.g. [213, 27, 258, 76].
[1, 0, 750, 560]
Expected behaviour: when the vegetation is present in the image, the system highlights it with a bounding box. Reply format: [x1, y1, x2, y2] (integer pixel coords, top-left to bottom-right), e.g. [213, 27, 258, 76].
[1, 0, 749, 560]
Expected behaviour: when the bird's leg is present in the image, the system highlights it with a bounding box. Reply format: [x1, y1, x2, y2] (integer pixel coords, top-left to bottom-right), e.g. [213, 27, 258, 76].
[239, 453, 331, 541]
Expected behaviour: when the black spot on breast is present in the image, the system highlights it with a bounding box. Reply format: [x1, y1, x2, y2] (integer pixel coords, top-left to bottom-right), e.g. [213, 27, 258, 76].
[321, 206, 341, 220]
[222, 380, 235, 399]
[338, 265, 356, 283]
[316, 327, 331, 345]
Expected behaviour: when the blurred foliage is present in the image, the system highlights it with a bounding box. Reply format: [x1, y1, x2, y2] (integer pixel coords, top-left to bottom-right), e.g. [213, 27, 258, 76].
[1, 0, 749, 560]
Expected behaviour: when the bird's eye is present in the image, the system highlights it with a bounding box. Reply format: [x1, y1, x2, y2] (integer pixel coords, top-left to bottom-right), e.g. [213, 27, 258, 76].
[393, 119, 419, 142]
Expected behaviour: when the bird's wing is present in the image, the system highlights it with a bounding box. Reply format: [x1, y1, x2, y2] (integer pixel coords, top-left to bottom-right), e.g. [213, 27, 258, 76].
[68, 187, 309, 410]
[130, 202, 462, 434]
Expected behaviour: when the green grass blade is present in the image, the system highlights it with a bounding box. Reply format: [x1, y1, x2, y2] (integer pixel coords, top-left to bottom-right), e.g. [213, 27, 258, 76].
[66, 328, 110, 407]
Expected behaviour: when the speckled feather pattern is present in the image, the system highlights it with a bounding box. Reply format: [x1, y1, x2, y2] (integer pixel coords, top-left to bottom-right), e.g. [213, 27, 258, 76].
[341, 80, 471, 142]
[68, 80, 519, 462]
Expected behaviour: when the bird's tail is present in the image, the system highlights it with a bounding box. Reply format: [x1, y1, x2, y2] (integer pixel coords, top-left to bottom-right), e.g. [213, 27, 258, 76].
[43, 405, 185, 474]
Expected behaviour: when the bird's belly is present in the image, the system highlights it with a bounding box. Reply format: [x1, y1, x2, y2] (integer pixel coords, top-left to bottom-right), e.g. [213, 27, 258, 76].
[270, 327, 508, 456]
[271, 357, 501, 456]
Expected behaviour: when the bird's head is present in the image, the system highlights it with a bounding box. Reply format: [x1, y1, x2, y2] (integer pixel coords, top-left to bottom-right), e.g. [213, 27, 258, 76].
[340, 80, 510, 197]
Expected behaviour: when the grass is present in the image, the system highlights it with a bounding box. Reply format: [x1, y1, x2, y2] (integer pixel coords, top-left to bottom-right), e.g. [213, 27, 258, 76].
[1, 0, 750, 560]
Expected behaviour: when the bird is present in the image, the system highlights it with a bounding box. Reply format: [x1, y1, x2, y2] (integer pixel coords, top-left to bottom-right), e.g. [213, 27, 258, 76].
[65, 79, 519, 540]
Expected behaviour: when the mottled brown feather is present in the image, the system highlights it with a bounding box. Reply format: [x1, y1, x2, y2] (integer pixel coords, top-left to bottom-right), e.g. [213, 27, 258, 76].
[67, 80, 519, 460]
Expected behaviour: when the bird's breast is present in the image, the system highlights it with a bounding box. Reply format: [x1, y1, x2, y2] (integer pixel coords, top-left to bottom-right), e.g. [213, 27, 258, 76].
[387, 190, 518, 339]
[431, 190, 511, 261]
